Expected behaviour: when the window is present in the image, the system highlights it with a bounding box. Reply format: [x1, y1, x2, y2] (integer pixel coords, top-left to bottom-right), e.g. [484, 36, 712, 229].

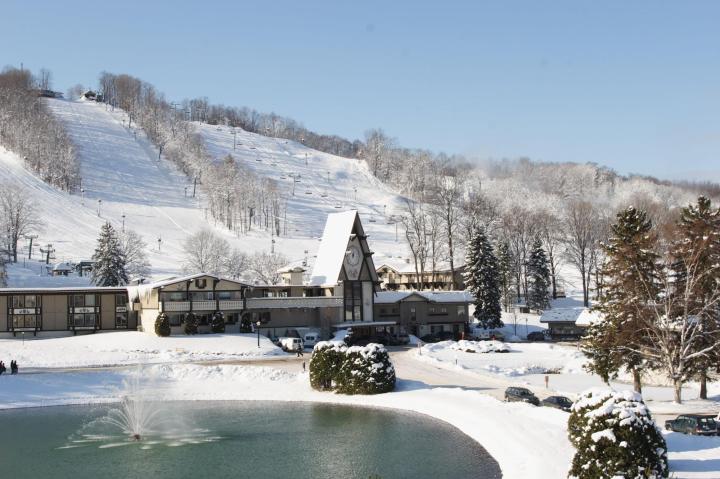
[69, 294, 99, 329]
[217, 291, 242, 300]
[457, 306, 466, 318]
[168, 314, 183, 326]
[115, 294, 128, 329]
[11, 295, 39, 309]
[344, 281, 363, 321]
[161, 291, 187, 302]
[190, 291, 214, 301]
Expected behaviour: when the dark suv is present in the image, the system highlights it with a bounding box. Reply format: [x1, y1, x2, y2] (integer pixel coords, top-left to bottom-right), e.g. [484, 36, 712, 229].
[665, 415, 718, 436]
[504, 387, 540, 406]
[527, 331, 546, 341]
[541, 395, 573, 412]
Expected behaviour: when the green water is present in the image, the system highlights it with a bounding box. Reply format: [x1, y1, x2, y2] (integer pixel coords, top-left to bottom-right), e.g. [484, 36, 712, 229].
[0, 401, 500, 478]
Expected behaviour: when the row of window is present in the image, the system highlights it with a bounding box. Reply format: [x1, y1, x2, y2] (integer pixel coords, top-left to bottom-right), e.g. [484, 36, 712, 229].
[160, 291, 244, 302]
[166, 312, 241, 327]
[377, 305, 466, 317]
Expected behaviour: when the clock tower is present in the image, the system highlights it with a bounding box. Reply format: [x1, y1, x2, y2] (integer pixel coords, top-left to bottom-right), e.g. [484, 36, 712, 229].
[310, 211, 379, 323]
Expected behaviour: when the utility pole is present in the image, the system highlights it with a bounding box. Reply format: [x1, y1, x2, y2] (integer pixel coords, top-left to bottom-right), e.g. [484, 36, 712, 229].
[157, 237, 162, 253]
[39, 244, 55, 265]
[121, 213, 126, 232]
[25, 235, 38, 259]
[97, 199, 103, 217]
[192, 177, 197, 198]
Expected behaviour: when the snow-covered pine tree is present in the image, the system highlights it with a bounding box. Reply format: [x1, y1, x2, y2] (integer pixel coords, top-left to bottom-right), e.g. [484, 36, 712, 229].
[463, 226, 503, 329]
[91, 222, 129, 286]
[211, 311, 225, 333]
[496, 240, 514, 312]
[526, 237, 551, 311]
[583, 207, 660, 393]
[568, 389, 668, 479]
[154, 312, 171, 337]
[670, 196, 720, 400]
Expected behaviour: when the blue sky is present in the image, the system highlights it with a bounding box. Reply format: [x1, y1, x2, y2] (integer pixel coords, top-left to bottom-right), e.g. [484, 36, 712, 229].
[1, 0, 719, 181]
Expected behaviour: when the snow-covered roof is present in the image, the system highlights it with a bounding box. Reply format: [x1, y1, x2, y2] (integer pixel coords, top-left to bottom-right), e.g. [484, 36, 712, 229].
[376, 261, 464, 274]
[52, 262, 74, 271]
[0, 286, 126, 293]
[141, 272, 250, 290]
[374, 290, 473, 304]
[539, 307, 601, 326]
[575, 309, 603, 327]
[310, 210, 358, 285]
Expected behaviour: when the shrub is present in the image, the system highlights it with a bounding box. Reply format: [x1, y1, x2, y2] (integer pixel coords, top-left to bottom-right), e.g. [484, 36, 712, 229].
[336, 343, 396, 395]
[183, 312, 198, 335]
[154, 312, 171, 337]
[309, 341, 347, 391]
[239, 313, 252, 333]
[211, 311, 225, 333]
[568, 389, 668, 479]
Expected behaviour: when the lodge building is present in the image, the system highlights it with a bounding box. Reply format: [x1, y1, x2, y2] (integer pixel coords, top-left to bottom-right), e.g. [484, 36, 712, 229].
[0, 211, 471, 340]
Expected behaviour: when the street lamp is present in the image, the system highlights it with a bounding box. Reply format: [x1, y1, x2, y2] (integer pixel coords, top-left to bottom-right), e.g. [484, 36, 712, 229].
[271, 239, 275, 254]
[256, 320, 262, 348]
[121, 213, 126, 232]
[97, 199, 102, 217]
[157, 236, 162, 252]
[81, 187, 85, 205]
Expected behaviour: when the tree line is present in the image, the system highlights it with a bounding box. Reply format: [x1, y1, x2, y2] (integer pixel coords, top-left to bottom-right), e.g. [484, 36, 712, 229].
[0, 67, 79, 191]
[95, 72, 288, 239]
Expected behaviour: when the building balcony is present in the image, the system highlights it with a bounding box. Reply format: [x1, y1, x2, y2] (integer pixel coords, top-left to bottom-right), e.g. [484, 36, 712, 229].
[246, 296, 343, 310]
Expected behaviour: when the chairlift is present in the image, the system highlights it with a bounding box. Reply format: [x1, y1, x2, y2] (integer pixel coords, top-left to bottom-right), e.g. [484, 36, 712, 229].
[280, 175, 287, 180]
[271, 162, 277, 167]
[305, 190, 312, 195]
[216, 127, 221, 131]
[369, 217, 377, 223]
[256, 158, 262, 162]
[320, 192, 328, 198]
[334, 204, 342, 209]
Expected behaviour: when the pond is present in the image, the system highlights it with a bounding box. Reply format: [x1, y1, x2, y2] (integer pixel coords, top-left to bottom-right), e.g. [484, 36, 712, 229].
[0, 401, 500, 478]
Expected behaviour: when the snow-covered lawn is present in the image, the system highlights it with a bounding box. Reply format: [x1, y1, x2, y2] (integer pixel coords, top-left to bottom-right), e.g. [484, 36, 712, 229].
[420, 340, 586, 377]
[417, 340, 720, 413]
[0, 332, 286, 368]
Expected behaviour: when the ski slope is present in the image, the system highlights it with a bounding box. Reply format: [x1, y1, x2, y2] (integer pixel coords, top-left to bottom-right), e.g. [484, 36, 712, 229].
[0, 98, 412, 286]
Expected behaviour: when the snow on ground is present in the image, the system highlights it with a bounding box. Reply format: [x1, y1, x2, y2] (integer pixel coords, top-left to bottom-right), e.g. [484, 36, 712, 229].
[417, 339, 720, 415]
[0, 332, 286, 368]
[1, 98, 417, 286]
[0, 363, 573, 479]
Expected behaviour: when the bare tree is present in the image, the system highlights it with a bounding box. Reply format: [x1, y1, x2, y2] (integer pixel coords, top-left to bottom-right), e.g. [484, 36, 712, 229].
[535, 210, 563, 298]
[119, 229, 151, 279]
[182, 229, 230, 276]
[0, 185, 43, 263]
[225, 249, 250, 279]
[562, 200, 602, 307]
[433, 174, 464, 289]
[401, 199, 429, 290]
[249, 251, 288, 285]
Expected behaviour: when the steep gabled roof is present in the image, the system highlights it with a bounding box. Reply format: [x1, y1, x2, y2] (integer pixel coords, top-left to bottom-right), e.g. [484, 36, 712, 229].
[310, 210, 358, 285]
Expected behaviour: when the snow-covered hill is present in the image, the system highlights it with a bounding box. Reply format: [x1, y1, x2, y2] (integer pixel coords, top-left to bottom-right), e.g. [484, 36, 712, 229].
[1, 98, 411, 286]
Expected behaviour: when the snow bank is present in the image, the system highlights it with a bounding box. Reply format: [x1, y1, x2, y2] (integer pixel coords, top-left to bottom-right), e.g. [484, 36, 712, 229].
[0, 331, 286, 368]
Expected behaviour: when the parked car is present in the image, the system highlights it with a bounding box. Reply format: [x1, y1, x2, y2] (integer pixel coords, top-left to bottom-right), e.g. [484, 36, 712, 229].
[303, 332, 321, 348]
[504, 387, 540, 406]
[665, 415, 718, 436]
[419, 333, 441, 343]
[527, 331, 547, 342]
[397, 332, 410, 345]
[279, 337, 304, 352]
[541, 395, 573, 412]
[435, 331, 456, 341]
[475, 329, 505, 341]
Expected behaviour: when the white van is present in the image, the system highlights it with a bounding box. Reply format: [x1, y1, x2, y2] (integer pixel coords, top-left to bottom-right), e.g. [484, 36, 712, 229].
[303, 332, 321, 348]
[279, 337, 304, 352]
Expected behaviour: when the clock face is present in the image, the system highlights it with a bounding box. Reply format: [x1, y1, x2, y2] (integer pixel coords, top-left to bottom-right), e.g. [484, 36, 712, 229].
[347, 245, 362, 266]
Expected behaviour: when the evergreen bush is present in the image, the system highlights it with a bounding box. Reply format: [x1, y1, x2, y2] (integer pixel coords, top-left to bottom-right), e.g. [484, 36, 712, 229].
[154, 312, 171, 337]
[211, 311, 225, 333]
[568, 389, 668, 479]
[239, 314, 252, 333]
[309, 341, 348, 390]
[183, 312, 198, 335]
[336, 343, 396, 395]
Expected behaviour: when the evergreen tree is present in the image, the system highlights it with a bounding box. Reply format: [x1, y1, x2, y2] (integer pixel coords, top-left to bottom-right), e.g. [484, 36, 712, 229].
[183, 312, 198, 335]
[670, 196, 720, 399]
[211, 311, 225, 333]
[583, 207, 660, 393]
[568, 389, 668, 479]
[91, 222, 128, 286]
[309, 341, 347, 391]
[463, 226, 503, 329]
[154, 312, 171, 337]
[496, 240, 514, 312]
[526, 237, 551, 311]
